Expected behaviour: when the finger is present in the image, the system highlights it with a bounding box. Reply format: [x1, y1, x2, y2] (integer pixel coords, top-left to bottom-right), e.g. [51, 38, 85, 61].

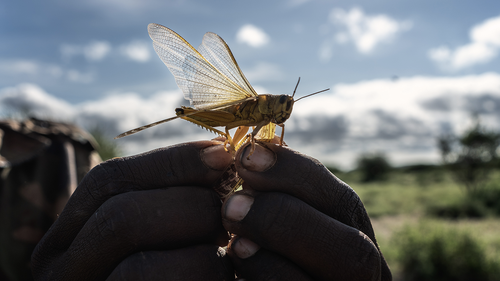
[32, 141, 232, 262]
[235, 142, 376, 243]
[235, 143, 392, 280]
[33, 186, 228, 280]
[227, 236, 313, 281]
[107, 245, 234, 281]
[222, 191, 382, 281]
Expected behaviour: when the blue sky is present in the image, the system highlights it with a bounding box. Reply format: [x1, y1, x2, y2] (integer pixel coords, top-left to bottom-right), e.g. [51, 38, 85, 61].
[1, 0, 500, 169]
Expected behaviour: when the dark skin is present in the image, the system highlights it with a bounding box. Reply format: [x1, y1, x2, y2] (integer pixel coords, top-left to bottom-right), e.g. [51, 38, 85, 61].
[31, 139, 391, 281]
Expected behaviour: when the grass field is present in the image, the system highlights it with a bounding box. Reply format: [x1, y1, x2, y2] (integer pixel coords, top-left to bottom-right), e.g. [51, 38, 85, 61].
[332, 167, 500, 280]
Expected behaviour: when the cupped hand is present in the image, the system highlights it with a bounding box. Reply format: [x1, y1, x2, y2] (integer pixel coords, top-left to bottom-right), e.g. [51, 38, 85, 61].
[31, 138, 392, 281]
[222, 142, 392, 281]
[31, 140, 235, 281]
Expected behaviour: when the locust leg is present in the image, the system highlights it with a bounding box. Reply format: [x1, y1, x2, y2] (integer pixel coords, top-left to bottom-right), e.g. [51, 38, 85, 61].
[179, 116, 233, 150]
[233, 126, 250, 151]
[233, 126, 249, 145]
[245, 121, 270, 160]
[223, 120, 254, 153]
[224, 127, 235, 154]
[277, 123, 285, 146]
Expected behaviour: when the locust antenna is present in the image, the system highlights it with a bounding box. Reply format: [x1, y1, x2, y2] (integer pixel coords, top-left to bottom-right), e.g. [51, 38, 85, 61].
[295, 88, 330, 102]
[292, 77, 300, 98]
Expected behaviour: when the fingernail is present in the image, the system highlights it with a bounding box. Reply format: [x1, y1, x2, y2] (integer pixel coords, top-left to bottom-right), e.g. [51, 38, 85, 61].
[240, 144, 276, 172]
[201, 144, 233, 170]
[231, 237, 260, 259]
[223, 194, 254, 221]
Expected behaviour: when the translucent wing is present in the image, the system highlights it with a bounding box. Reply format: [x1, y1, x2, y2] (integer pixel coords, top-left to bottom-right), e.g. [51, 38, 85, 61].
[148, 23, 255, 110]
[197, 32, 258, 98]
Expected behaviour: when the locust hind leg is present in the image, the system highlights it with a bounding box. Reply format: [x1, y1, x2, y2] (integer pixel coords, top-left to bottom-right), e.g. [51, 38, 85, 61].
[233, 126, 250, 151]
[224, 127, 239, 155]
[233, 126, 250, 146]
[179, 116, 233, 151]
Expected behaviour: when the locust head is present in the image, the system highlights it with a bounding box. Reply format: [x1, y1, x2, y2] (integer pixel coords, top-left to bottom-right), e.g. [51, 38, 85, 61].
[273, 94, 295, 124]
[272, 78, 329, 125]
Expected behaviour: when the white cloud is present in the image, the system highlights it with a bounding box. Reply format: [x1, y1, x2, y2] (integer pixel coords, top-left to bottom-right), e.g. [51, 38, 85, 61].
[61, 40, 153, 63]
[61, 40, 111, 62]
[325, 7, 411, 56]
[67, 69, 94, 83]
[0, 59, 39, 74]
[0, 59, 66, 80]
[242, 62, 285, 82]
[0, 59, 64, 77]
[429, 14, 500, 71]
[60, 44, 81, 61]
[318, 40, 335, 62]
[84, 41, 112, 61]
[76, 90, 184, 133]
[471, 16, 500, 47]
[428, 46, 451, 62]
[236, 24, 270, 48]
[0, 84, 74, 119]
[0, 59, 94, 84]
[0, 84, 211, 156]
[291, 72, 500, 168]
[120, 40, 151, 62]
[3, 74, 500, 170]
[251, 85, 271, 96]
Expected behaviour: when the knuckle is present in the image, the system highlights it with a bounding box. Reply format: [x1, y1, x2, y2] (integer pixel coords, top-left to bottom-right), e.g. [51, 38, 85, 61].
[349, 233, 382, 280]
[255, 193, 305, 244]
[80, 159, 137, 206]
[94, 194, 140, 242]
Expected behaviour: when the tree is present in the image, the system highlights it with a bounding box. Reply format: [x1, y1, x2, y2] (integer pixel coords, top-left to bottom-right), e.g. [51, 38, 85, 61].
[356, 152, 391, 182]
[437, 117, 500, 194]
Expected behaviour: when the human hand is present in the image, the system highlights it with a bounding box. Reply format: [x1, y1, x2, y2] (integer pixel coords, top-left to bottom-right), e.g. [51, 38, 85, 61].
[222, 142, 392, 281]
[31, 140, 236, 280]
[31, 138, 391, 281]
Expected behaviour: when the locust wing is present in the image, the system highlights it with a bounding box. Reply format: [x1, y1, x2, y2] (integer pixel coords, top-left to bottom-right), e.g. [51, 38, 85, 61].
[197, 32, 258, 98]
[148, 23, 256, 110]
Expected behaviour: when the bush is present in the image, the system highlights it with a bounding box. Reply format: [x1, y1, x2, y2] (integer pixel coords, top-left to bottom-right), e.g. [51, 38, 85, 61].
[437, 118, 500, 194]
[356, 152, 391, 182]
[428, 198, 490, 219]
[395, 222, 500, 281]
[472, 184, 500, 214]
[428, 183, 500, 219]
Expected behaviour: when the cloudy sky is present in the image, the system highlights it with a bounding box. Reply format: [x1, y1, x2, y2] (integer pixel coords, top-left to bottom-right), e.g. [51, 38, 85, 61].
[1, 0, 500, 169]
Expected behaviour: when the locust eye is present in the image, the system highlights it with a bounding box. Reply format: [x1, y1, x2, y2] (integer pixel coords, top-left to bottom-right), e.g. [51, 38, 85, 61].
[279, 95, 287, 104]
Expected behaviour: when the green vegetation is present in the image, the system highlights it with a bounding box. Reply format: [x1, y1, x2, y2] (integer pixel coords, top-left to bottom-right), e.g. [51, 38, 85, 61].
[438, 117, 500, 194]
[393, 221, 500, 281]
[428, 181, 500, 219]
[355, 152, 392, 182]
[332, 165, 461, 218]
[328, 165, 500, 280]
